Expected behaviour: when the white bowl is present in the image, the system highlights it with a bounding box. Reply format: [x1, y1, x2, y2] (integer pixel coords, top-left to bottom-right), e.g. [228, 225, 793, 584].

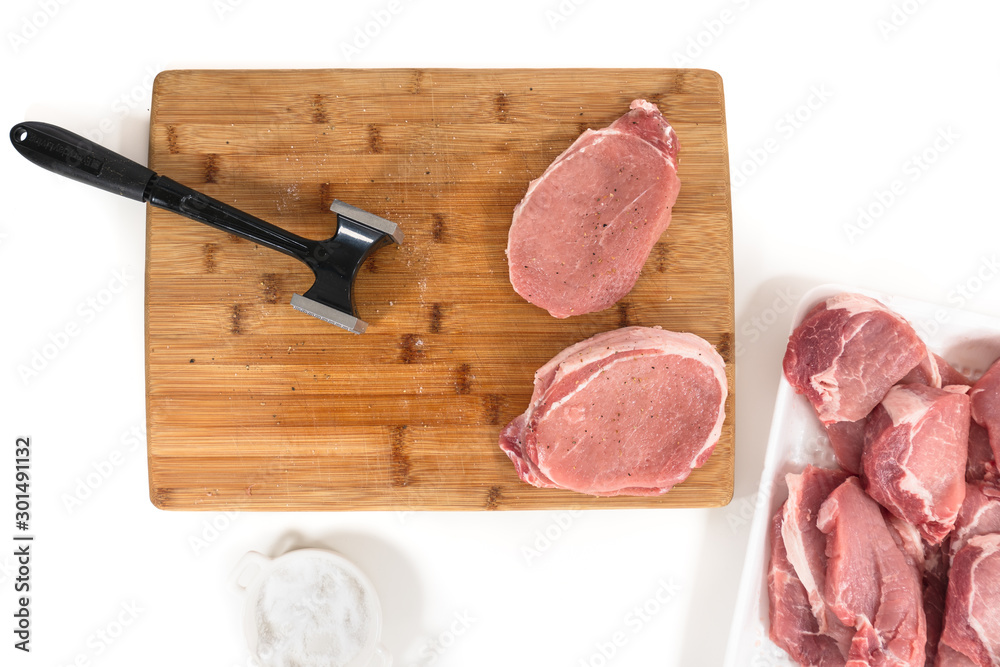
[233, 548, 391, 667]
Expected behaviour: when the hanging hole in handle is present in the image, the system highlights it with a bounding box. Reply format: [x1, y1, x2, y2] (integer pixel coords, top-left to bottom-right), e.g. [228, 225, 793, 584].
[14, 127, 28, 142]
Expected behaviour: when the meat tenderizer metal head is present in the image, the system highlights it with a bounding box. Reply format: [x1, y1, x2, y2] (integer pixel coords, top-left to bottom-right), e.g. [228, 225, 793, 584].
[10, 121, 402, 334]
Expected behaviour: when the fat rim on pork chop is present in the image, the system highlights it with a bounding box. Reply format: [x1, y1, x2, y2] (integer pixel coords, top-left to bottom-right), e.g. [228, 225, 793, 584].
[499, 326, 727, 497]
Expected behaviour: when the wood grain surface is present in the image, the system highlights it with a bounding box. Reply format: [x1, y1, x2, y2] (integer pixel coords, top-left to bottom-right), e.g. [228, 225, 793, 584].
[145, 68, 735, 511]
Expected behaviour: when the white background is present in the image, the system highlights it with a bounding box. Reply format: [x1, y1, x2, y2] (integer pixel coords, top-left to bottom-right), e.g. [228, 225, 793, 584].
[2, 1, 999, 666]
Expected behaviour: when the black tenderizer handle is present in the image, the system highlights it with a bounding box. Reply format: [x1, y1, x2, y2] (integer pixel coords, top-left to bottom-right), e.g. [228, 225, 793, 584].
[10, 121, 313, 261]
[10, 121, 155, 201]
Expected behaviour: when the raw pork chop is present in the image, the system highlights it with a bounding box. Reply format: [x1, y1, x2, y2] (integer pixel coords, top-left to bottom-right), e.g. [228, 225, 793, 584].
[924, 539, 951, 666]
[862, 384, 971, 544]
[768, 512, 849, 667]
[939, 534, 1000, 666]
[901, 353, 972, 389]
[951, 481, 1000, 560]
[779, 466, 854, 657]
[824, 417, 868, 475]
[966, 423, 995, 484]
[888, 514, 926, 572]
[887, 516, 950, 665]
[971, 358, 1000, 463]
[498, 326, 726, 496]
[935, 645, 980, 666]
[783, 293, 926, 424]
[938, 357, 973, 387]
[817, 477, 927, 666]
[506, 100, 681, 318]
[902, 352, 945, 389]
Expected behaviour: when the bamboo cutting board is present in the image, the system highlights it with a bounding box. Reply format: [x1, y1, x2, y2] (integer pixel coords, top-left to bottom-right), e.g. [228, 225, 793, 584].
[146, 69, 734, 511]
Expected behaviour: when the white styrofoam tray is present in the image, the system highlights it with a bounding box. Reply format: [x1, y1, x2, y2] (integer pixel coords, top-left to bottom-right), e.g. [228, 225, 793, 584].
[723, 283, 1000, 667]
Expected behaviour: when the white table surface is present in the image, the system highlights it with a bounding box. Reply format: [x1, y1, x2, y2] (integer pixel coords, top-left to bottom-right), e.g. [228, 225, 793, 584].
[2, 1, 998, 665]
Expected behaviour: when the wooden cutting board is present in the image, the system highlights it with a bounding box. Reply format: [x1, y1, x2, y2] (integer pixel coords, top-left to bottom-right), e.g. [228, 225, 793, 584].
[145, 68, 734, 511]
